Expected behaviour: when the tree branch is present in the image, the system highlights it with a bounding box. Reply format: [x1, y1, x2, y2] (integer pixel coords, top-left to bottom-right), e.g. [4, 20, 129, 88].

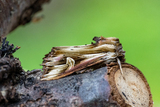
[0, 1, 153, 106]
[0, 0, 50, 38]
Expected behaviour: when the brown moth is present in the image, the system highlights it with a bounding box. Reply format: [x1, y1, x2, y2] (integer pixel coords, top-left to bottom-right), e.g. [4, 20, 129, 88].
[41, 36, 125, 80]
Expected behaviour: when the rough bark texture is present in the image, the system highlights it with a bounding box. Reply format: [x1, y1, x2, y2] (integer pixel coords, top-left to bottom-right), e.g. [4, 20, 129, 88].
[0, 64, 120, 107]
[0, 0, 50, 38]
[0, 56, 153, 107]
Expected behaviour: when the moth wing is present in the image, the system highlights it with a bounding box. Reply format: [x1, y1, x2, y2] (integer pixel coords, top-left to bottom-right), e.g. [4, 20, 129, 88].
[49, 55, 105, 80]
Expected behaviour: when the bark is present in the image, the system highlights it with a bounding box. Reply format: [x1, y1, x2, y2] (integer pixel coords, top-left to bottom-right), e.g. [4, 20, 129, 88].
[0, 66, 119, 107]
[0, 0, 50, 38]
[0, 56, 153, 107]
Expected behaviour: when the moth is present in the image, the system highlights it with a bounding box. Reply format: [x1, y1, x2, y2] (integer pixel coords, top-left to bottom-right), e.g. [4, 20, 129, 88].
[41, 36, 125, 80]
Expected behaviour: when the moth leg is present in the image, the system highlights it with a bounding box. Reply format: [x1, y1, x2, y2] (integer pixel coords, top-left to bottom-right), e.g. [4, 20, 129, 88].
[117, 58, 127, 81]
[117, 58, 123, 75]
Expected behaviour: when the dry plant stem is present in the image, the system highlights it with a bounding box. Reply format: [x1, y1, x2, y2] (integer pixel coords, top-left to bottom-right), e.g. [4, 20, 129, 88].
[41, 36, 125, 80]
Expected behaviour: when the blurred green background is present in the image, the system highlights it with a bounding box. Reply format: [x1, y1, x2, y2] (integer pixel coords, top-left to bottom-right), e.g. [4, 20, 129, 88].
[7, 0, 160, 106]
